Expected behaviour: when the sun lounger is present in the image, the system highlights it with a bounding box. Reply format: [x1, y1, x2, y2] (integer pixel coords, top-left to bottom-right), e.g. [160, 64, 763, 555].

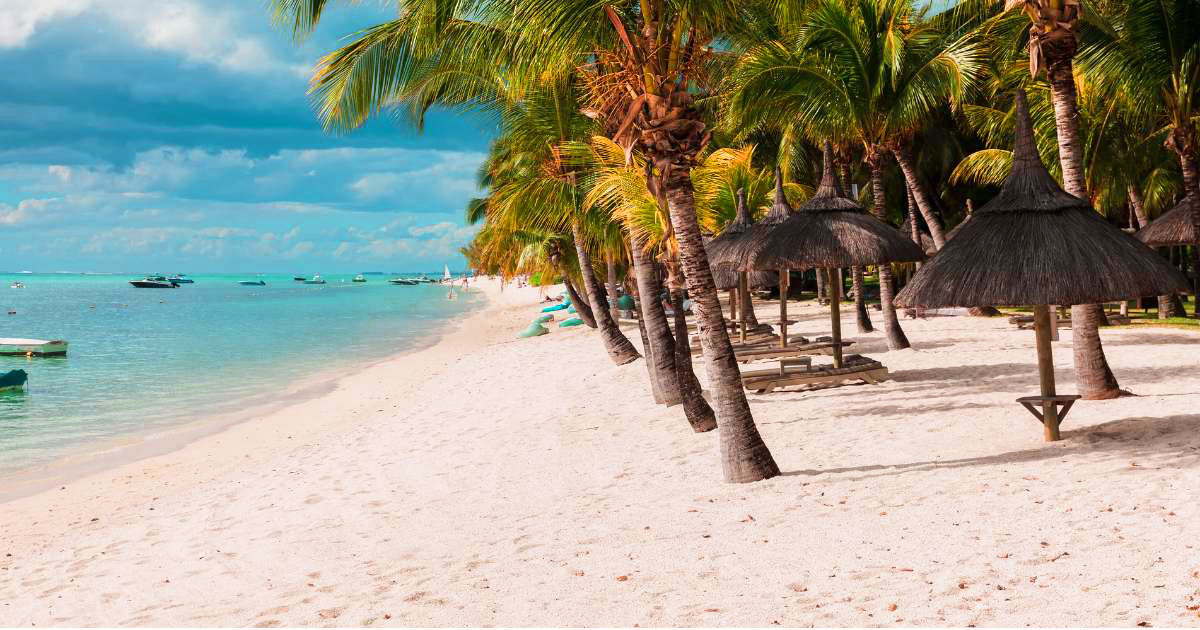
[740, 354, 887, 393]
[729, 340, 854, 363]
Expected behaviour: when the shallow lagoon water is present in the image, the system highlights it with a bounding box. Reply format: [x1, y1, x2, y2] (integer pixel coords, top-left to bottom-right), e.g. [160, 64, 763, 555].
[0, 273, 475, 474]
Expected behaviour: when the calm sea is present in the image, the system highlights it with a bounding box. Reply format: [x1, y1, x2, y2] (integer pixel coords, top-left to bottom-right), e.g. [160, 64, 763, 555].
[0, 272, 477, 475]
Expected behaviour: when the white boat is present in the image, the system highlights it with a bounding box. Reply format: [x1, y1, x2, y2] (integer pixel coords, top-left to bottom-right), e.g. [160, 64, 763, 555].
[10, 282, 25, 289]
[304, 274, 326, 285]
[388, 278, 418, 285]
[353, 274, 366, 283]
[0, 338, 68, 356]
[443, 264, 452, 282]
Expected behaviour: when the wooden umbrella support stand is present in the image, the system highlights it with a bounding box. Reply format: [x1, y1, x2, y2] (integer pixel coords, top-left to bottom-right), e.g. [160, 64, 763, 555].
[1016, 304, 1079, 442]
[739, 271, 748, 343]
[779, 267, 789, 348]
[827, 268, 844, 369]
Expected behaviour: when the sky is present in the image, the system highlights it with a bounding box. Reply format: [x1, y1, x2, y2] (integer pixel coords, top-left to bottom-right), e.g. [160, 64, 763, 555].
[0, 0, 495, 273]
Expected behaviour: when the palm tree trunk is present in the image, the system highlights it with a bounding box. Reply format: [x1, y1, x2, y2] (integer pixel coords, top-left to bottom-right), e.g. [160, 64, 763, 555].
[662, 166, 779, 483]
[1127, 182, 1150, 229]
[866, 153, 912, 350]
[629, 234, 682, 406]
[1046, 57, 1122, 399]
[739, 278, 759, 328]
[560, 270, 597, 329]
[851, 267, 873, 332]
[571, 222, 640, 364]
[605, 253, 622, 322]
[667, 265, 717, 433]
[893, 142, 947, 249]
[630, 283, 664, 403]
[1170, 140, 1200, 316]
[815, 267, 826, 305]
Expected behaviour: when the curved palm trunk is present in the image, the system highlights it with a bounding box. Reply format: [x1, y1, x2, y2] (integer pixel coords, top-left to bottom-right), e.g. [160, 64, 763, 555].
[851, 267, 873, 332]
[1047, 57, 1122, 399]
[893, 143, 947, 249]
[571, 222, 640, 364]
[560, 270, 597, 329]
[605, 254, 622, 322]
[629, 234, 682, 406]
[630, 282, 665, 403]
[663, 167, 779, 483]
[867, 154, 912, 350]
[667, 265, 717, 433]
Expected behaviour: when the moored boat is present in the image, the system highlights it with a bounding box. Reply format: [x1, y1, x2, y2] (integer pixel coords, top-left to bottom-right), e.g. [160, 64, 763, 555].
[168, 274, 194, 284]
[238, 280, 267, 286]
[293, 275, 306, 281]
[0, 338, 68, 356]
[0, 369, 28, 392]
[353, 274, 366, 283]
[130, 276, 178, 288]
[303, 274, 326, 285]
[388, 278, 418, 285]
[10, 282, 25, 289]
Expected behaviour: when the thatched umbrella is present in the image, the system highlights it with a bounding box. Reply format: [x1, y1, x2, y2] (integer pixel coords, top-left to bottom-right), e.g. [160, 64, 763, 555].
[709, 169, 801, 344]
[899, 215, 937, 256]
[723, 142, 925, 363]
[896, 91, 1188, 441]
[706, 188, 773, 336]
[1136, 192, 1199, 316]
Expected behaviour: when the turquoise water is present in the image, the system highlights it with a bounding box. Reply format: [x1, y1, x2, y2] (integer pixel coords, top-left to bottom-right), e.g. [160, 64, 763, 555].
[0, 273, 477, 474]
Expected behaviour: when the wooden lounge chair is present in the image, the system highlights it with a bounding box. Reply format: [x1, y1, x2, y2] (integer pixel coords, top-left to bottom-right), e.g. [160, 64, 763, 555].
[740, 354, 887, 393]
[730, 339, 854, 364]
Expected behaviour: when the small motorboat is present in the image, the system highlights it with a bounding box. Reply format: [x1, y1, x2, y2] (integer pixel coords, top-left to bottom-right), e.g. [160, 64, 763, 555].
[238, 280, 267, 286]
[304, 274, 326, 285]
[10, 282, 25, 289]
[388, 278, 418, 285]
[0, 338, 68, 356]
[353, 274, 367, 283]
[168, 274, 194, 284]
[130, 276, 178, 288]
[0, 369, 28, 392]
[293, 276, 306, 282]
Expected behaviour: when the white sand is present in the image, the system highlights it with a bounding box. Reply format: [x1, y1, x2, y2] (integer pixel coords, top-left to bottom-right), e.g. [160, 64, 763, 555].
[2, 279, 1200, 627]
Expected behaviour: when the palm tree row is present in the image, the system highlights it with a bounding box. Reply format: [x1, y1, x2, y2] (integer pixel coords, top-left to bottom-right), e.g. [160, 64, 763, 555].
[273, 0, 1200, 482]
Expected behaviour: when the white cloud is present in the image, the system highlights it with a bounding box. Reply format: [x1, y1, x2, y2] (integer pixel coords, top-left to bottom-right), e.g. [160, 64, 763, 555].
[0, 0, 88, 48]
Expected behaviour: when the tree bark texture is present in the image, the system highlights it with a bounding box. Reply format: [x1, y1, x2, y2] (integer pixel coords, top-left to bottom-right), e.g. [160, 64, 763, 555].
[867, 153, 912, 349]
[629, 234, 682, 405]
[572, 222, 640, 364]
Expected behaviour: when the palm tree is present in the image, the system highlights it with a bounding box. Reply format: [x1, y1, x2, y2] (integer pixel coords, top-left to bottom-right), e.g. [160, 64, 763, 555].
[1078, 0, 1200, 315]
[725, 0, 983, 350]
[1003, 0, 1124, 399]
[274, 0, 780, 482]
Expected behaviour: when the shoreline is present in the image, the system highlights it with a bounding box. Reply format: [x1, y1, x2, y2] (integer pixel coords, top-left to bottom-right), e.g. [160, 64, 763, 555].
[3, 279, 1200, 626]
[0, 286, 485, 503]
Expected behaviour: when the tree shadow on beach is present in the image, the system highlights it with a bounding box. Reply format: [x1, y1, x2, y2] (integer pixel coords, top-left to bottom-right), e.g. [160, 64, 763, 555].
[779, 413, 1200, 482]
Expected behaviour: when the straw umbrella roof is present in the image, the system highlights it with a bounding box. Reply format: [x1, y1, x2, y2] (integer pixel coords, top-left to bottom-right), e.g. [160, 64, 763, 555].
[704, 187, 779, 288]
[1136, 192, 1199, 246]
[727, 143, 925, 271]
[896, 91, 1187, 309]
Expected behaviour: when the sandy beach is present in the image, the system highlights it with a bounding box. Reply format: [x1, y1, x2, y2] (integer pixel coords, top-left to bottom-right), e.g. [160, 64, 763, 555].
[2, 277, 1200, 626]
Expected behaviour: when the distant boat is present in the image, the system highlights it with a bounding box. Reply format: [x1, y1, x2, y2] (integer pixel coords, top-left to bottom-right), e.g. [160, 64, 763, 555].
[443, 264, 452, 282]
[353, 274, 366, 283]
[0, 369, 28, 392]
[304, 274, 326, 285]
[130, 276, 178, 288]
[168, 274, 194, 284]
[388, 278, 418, 285]
[0, 338, 68, 356]
[293, 275, 306, 281]
[10, 282, 24, 289]
[238, 280, 266, 286]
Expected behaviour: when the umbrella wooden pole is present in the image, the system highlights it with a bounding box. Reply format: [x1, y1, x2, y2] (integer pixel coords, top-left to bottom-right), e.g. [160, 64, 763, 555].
[779, 268, 789, 348]
[1049, 305, 1059, 341]
[1033, 304, 1061, 441]
[827, 268, 843, 368]
[739, 272, 748, 343]
[728, 288, 737, 324]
